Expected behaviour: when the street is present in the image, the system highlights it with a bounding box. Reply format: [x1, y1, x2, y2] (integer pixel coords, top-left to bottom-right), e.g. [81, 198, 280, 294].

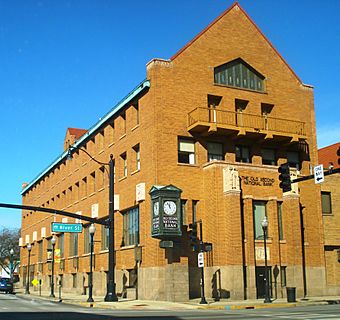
[1, 293, 340, 319]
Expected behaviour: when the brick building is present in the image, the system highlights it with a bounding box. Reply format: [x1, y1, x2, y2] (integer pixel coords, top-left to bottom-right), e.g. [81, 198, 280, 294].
[318, 143, 340, 293]
[20, 3, 328, 301]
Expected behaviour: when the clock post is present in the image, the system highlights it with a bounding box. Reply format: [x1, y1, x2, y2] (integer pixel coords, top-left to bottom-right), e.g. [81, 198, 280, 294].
[149, 185, 182, 239]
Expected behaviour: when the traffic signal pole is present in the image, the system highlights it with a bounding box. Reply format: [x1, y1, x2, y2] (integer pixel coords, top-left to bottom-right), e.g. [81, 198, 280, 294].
[291, 167, 340, 184]
[198, 220, 208, 304]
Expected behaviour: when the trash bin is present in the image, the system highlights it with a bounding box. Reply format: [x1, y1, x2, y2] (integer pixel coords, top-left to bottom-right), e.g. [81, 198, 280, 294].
[286, 287, 296, 302]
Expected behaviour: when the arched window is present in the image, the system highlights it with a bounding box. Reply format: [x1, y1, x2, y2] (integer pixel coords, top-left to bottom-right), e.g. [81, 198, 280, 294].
[214, 58, 265, 92]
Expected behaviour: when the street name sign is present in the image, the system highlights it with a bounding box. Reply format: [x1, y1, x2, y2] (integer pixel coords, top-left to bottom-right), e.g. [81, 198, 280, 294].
[314, 164, 324, 184]
[51, 222, 82, 233]
[198, 252, 204, 268]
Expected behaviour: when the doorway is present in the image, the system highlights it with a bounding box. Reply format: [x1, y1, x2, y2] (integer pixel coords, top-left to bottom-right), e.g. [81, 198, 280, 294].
[256, 266, 272, 299]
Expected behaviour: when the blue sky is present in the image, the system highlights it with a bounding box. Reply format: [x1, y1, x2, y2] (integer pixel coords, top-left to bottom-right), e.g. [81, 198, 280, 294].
[0, 0, 339, 229]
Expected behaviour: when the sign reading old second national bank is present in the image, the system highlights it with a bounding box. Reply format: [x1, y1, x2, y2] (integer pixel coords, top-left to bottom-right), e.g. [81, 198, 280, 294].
[149, 185, 182, 239]
[240, 175, 275, 187]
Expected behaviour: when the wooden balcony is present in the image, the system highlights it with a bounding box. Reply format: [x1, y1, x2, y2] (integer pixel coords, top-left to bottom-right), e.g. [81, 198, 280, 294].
[188, 107, 306, 142]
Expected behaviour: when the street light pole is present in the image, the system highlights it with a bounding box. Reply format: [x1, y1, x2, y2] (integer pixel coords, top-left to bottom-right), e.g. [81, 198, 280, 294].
[25, 244, 32, 294]
[67, 147, 118, 302]
[198, 220, 207, 305]
[10, 248, 14, 294]
[50, 236, 56, 298]
[87, 224, 96, 302]
[105, 155, 118, 301]
[261, 216, 271, 303]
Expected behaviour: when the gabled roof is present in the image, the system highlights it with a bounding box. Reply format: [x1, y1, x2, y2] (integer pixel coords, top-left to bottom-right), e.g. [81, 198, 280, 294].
[318, 142, 340, 169]
[170, 2, 302, 84]
[21, 79, 150, 196]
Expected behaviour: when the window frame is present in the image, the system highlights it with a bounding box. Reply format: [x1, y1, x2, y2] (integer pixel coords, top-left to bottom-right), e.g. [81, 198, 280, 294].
[178, 138, 195, 165]
[122, 206, 139, 247]
[321, 191, 332, 215]
[253, 201, 267, 240]
[235, 145, 251, 163]
[261, 148, 277, 166]
[207, 141, 224, 162]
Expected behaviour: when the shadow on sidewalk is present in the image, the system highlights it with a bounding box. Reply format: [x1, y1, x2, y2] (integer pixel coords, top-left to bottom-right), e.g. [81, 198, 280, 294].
[0, 312, 182, 320]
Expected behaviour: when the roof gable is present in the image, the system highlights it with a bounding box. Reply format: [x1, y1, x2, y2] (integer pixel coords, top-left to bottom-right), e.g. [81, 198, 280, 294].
[170, 2, 302, 84]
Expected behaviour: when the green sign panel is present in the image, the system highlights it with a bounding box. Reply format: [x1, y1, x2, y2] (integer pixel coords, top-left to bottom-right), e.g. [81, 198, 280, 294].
[51, 223, 82, 233]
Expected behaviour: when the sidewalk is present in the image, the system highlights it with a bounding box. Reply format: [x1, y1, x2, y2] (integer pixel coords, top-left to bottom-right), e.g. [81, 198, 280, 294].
[15, 288, 340, 311]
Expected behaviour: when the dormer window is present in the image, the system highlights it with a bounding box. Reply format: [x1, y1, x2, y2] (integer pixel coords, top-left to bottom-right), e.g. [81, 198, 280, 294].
[214, 58, 265, 92]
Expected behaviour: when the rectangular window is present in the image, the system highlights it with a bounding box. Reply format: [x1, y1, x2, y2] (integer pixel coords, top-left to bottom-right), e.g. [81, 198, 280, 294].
[122, 207, 139, 246]
[321, 192, 332, 215]
[133, 144, 140, 170]
[281, 266, 287, 287]
[253, 201, 267, 240]
[178, 138, 195, 164]
[101, 225, 109, 250]
[181, 199, 187, 225]
[84, 226, 90, 254]
[277, 202, 284, 240]
[261, 148, 276, 165]
[236, 145, 250, 163]
[121, 153, 127, 177]
[69, 233, 78, 256]
[287, 151, 300, 170]
[207, 142, 223, 161]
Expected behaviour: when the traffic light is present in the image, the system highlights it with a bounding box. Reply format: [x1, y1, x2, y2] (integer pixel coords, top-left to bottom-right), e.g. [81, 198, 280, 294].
[278, 162, 291, 193]
[188, 222, 199, 251]
[337, 146, 340, 165]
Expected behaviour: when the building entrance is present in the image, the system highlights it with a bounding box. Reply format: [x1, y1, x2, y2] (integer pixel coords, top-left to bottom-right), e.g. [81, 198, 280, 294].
[255, 266, 272, 299]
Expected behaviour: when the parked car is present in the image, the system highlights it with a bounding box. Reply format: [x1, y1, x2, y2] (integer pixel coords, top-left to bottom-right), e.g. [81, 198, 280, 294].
[0, 277, 13, 294]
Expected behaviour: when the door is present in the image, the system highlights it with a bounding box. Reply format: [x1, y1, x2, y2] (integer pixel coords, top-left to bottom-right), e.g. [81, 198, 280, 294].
[256, 266, 272, 299]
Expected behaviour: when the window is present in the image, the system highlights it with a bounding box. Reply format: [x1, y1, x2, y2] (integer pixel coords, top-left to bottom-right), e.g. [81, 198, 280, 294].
[133, 144, 140, 170]
[178, 138, 195, 164]
[207, 142, 223, 161]
[236, 145, 250, 163]
[121, 153, 127, 177]
[69, 233, 78, 256]
[287, 151, 300, 170]
[261, 148, 276, 165]
[280, 266, 287, 287]
[122, 207, 139, 246]
[84, 226, 90, 254]
[214, 58, 265, 92]
[277, 202, 284, 240]
[101, 225, 109, 250]
[321, 192, 332, 215]
[253, 201, 267, 240]
[181, 199, 187, 225]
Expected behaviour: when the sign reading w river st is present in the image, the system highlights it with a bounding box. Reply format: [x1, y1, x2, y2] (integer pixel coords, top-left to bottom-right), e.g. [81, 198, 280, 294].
[51, 222, 82, 233]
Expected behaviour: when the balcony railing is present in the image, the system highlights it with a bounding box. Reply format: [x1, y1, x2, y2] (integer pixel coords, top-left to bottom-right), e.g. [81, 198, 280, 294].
[188, 107, 306, 137]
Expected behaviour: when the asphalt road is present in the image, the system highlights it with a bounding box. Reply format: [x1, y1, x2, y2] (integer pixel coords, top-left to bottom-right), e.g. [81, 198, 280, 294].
[1, 293, 340, 319]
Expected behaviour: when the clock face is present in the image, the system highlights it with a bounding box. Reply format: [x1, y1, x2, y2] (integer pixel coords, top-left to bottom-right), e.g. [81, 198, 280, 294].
[153, 201, 159, 216]
[163, 200, 177, 215]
